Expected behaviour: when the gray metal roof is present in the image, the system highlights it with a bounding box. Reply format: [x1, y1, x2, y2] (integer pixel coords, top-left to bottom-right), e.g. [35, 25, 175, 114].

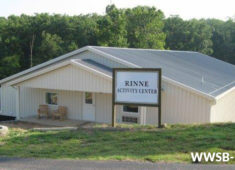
[92, 46, 235, 97]
[73, 59, 112, 76]
[1, 45, 234, 98]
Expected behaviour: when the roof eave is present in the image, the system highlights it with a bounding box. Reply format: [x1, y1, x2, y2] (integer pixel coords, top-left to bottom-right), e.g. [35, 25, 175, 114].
[215, 86, 235, 100]
[0, 45, 218, 102]
[0, 46, 91, 85]
[88, 47, 216, 102]
[9, 60, 71, 86]
[10, 59, 112, 87]
[162, 76, 216, 102]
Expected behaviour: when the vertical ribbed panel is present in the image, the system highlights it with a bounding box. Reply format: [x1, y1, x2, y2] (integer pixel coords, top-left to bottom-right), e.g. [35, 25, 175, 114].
[20, 87, 83, 119]
[1, 51, 229, 125]
[211, 89, 235, 122]
[95, 93, 112, 123]
[147, 81, 212, 124]
[18, 65, 112, 93]
[1, 85, 16, 116]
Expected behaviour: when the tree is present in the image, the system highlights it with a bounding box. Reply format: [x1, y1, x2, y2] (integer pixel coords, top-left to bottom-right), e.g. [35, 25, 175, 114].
[37, 31, 64, 63]
[97, 5, 128, 47]
[163, 16, 186, 50]
[0, 55, 20, 79]
[126, 6, 166, 49]
[207, 19, 235, 64]
[0, 6, 235, 80]
[164, 16, 213, 55]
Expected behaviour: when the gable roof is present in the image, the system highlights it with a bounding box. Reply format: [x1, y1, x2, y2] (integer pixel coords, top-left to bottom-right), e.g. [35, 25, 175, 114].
[1, 46, 235, 100]
[9, 59, 112, 86]
[92, 46, 235, 98]
[71, 59, 112, 78]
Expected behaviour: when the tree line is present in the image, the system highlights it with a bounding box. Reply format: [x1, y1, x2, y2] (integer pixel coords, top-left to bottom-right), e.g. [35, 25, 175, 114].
[0, 5, 234, 79]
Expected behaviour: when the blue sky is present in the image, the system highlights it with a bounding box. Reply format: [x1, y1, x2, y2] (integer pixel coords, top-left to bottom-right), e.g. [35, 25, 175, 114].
[0, 0, 235, 20]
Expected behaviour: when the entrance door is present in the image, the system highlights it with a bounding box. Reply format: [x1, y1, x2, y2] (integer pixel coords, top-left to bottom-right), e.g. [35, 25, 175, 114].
[83, 92, 95, 121]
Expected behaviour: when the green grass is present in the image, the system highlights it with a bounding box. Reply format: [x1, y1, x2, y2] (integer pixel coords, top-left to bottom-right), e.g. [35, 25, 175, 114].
[0, 123, 235, 164]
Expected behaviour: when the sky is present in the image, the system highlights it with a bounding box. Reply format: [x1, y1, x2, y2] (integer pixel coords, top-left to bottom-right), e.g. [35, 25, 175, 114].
[0, 0, 235, 20]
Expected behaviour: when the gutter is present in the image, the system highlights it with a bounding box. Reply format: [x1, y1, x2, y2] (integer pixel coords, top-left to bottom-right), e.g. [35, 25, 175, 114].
[215, 86, 235, 100]
[0, 46, 90, 84]
[88, 47, 216, 102]
[9, 61, 71, 86]
[0, 45, 218, 102]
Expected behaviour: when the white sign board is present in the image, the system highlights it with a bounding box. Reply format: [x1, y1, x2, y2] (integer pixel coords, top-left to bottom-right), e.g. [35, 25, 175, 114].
[114, 69, 161, 106]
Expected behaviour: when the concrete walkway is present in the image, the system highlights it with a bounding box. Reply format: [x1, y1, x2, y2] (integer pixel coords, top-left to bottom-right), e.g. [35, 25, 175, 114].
[21, 116, 87, 127]
[0, 157, 234, 170]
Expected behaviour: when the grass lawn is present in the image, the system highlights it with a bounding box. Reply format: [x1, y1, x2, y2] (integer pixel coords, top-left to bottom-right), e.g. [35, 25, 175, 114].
[0, 123, 235, 164]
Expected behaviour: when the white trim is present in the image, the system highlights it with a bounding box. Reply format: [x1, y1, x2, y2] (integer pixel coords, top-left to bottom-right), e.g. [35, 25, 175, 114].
[9, 61, 71, 86]
[162, 76, 216, 101]
[70, 60, 112, 80]
[215, 87, 235, 100]
[9, 60, 112, 86]
[16, 86, 20, 120]
[140, 107, 147, 125]
[87, 46, 139, 68]
[0, 45, 229, 101]
[209, 80, 235, 95]
[0, 46, 90, 84]
[82, 92, 96, 121]
[88, 47, 216, 101]
[45, 92, 58, 106]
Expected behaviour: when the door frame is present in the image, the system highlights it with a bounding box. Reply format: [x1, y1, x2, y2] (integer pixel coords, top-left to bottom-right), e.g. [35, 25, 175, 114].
[82, 92, 96, 121]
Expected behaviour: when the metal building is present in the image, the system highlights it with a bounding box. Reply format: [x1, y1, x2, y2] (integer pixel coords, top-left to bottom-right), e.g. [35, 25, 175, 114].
[0, 46, 234, 124]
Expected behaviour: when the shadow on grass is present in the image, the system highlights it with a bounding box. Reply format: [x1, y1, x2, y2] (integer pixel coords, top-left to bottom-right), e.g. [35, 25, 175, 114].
[0, 123, 235, 163]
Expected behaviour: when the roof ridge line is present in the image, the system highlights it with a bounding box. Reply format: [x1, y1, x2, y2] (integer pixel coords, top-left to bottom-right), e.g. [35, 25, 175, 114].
[87, 46, 140, 67]
[89, 46, 215, 101]
[90, 45, 198, 53]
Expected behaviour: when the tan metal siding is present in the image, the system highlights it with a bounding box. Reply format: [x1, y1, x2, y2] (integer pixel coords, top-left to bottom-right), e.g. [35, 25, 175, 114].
[57, 90, 83, 120]
[18, 65, 112, 93]
[75, 52, 212, 124]
[211, 89, 235, 123]
[146, 81, 212, 124]
[20, 87, 44, 118]
[0, 51, 121, 117]
[1, 85, 16, 116]
[95, 93, 112, 123]
[20, 87, 83, 119]
[146, 107, 158, 125]
[0, 50, 220, 124]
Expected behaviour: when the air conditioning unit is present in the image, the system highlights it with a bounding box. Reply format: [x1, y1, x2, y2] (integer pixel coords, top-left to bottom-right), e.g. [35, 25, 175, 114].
[122, 116, 138, 123]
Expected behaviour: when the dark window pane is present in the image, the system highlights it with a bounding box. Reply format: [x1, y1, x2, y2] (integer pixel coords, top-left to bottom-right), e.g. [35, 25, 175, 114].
[123, 105, 138, 113]
[85, 92, 92, 104]
[46, 93, 58, 105]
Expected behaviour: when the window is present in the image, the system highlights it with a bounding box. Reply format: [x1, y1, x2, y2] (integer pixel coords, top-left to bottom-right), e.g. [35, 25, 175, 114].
[123, 105, 138, 113]
[85, 92, 92, 104]
[122, 116, 138, 123]
[46, 93, 58, 105]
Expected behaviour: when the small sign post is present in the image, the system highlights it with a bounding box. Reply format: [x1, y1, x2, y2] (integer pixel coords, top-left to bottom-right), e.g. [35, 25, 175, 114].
[112, 68, 162, 128]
